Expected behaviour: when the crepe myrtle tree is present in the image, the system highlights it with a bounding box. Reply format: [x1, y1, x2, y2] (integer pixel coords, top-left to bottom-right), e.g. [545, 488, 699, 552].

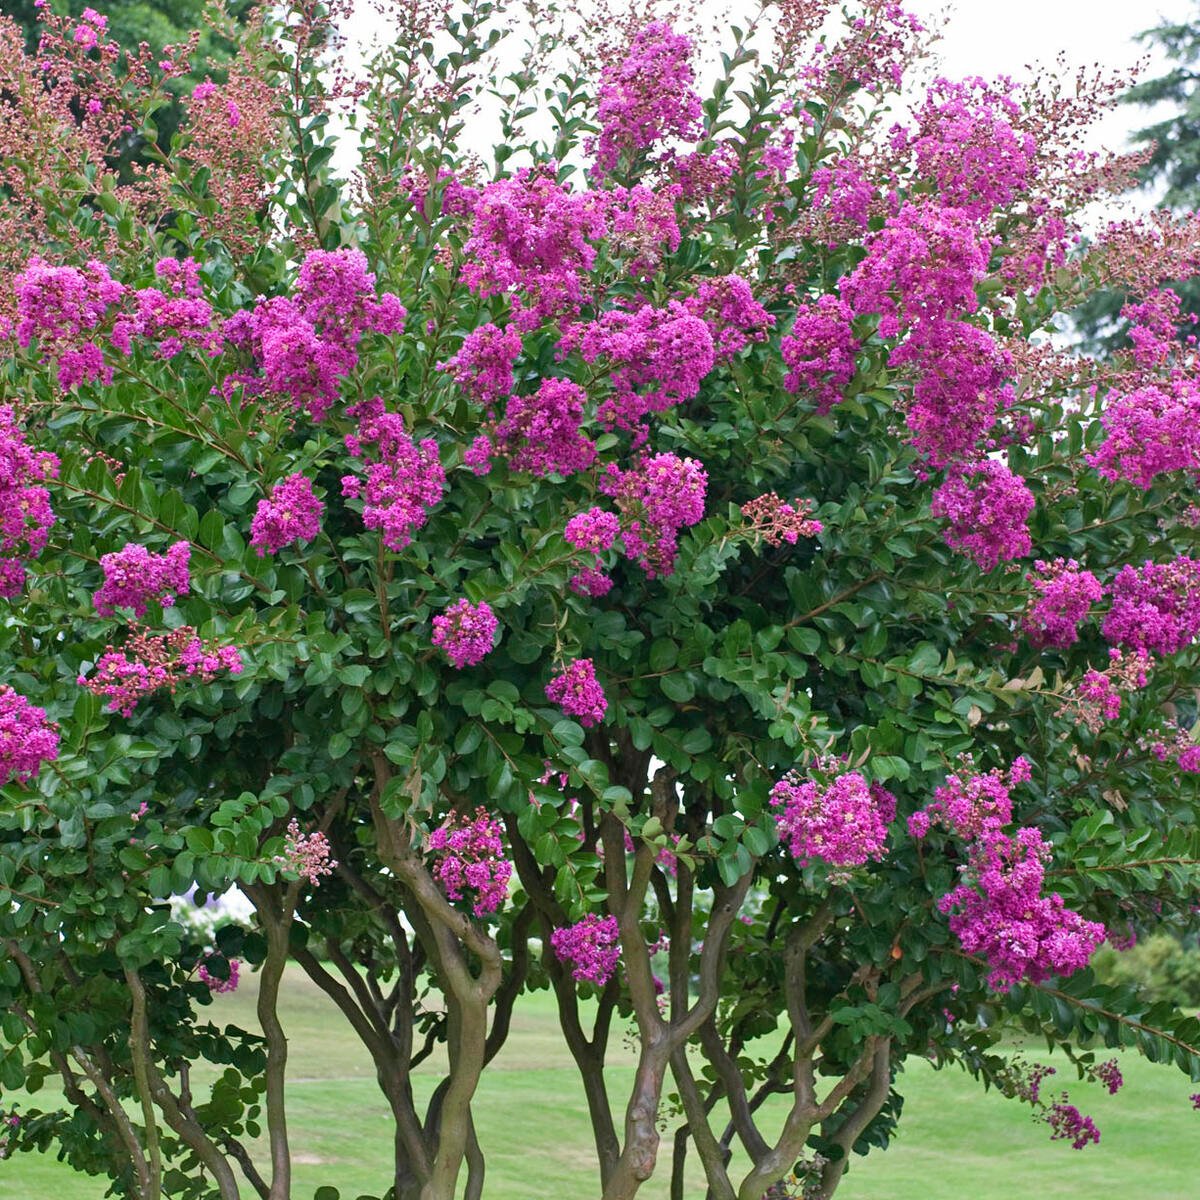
[3, 1, 1200, 1199]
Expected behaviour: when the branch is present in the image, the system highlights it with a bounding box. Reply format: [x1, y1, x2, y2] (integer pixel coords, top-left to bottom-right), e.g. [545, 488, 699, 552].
[667, 1046, 736, 1200]
[7, 941, 152, 1196]
[243, 881, 299, 1200]
[730, 906, 836, 1200]
[367, 754, 501, 1200]
[124, 968, 163, 1200]
[123, 971, 243, 1200]
[814, 1039, 893, 1200]
[697, 1019, 769, 1161]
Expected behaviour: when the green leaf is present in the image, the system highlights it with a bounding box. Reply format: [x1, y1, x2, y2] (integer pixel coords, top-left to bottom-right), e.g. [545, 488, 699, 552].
[788, 627, 821, 655]
[661, 674, 695, 703]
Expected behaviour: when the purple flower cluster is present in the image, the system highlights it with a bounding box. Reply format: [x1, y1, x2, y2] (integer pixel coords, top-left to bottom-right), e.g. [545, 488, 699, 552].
[14, 257, 124, 389]
[79, 626, 243, 716]
[564, 507, 620, 595]
[1046, 1101, 1101, 1151]
[800, 1, 924, 96]
[938, 825, 1105, 991]
[913, 757, 1103, 990]
[342, 397, 445, 551]
[93, 541, 191, 618]
[431, 599, 499, 668]
[0, 685, 60, 788]
[550, 914, 621, 986]
[1121, 288, 1183, 368]
[1102, 558, 1200, 656]
[840, 200, 991, 338]
[492, 379, 596, 477]
[427, 807, 512, 917]
[889, 319, 1011, 468]
[894, 77, 1037, 219]
[592, 22, 702, 175]
[545, 659, 607, 727]
[1088, 382, 1200, 491]
[0, 405, 58, 598]
[1009, 1059, 1057, 1105]
[770, 763, 895, 869]
[1061, 649, 1151, 731]
[908, 757, 1028, 842]
[740, 493, 823, 547]
[685, 276, 774, 362]
[250, 474, 323, 556]
[564, 508, 621, 555]
[599, 452, 708, 578]
[439, 323, 522, 406]
[1093, 1058, 1124, 1095]
[606, 185, 682, 277]
[810, 158, 874, 231]
[112, 258, 221, 360]
[179, 638, 244, 680]
[1022, 559, 1103, 648]
[931, 460, 1033, 571]
[229, 249, 405, 421]
[579, 302, 715, 431]
[198, 956, 240, 994]
[72, 6, 107, 48]
[279, 819, 336, 887]
[461, 168, 607, 331]
[781, 295, 860, 413]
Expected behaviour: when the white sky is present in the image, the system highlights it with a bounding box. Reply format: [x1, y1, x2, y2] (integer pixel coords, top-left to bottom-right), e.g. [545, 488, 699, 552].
[917, 0, 1189, 78]
[912, 0, 1194, 146]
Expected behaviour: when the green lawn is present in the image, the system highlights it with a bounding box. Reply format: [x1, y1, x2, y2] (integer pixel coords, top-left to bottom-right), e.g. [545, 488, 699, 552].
[2, 966, 1197, 1198]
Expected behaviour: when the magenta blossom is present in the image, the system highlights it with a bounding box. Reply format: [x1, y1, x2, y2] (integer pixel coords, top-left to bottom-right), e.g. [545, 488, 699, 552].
[432, 599, 499, 668]
[546, 659, 607, 727]
[93, 541, 191, 618]
[0, 686, 59, 788]
[551, 914, 621, 986]
[250, 474, 323, 555]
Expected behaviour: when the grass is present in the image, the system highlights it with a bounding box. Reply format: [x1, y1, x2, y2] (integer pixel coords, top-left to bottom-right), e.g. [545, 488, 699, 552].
[2, 966, 1197, 1199]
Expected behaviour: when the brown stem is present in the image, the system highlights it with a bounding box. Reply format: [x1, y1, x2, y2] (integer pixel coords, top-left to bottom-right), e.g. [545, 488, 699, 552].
[602, 790, 754, 1200]
[7, 941, 152, 1196]
[124, 968, 163, 1200]
[463, 1113, 485, 1200]
[291, 941, 431, 1187]
[698, 1019, 770, 1161]
[368, 755, 501, 1200]
[668, 1047, 736, 1200]
[10, 1001, 125, 1180]
[219, 1136, 269, 1200]
[814, 1040, 893, 1200]
[733, 907, 836, 1200]
[126, 971, 243, 1200]
[504, 814, 621, 1183]
[244, 883, 299, 1200]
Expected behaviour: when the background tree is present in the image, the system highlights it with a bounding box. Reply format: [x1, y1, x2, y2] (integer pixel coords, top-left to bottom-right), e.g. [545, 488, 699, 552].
[3, 4, 1200, 1200]
[1075, 1, 1200, 346]
[8, 0, 244, 58]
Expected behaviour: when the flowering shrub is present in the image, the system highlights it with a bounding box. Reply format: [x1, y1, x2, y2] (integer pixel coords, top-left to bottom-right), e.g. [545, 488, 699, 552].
[2, 3, 1200, 1200]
